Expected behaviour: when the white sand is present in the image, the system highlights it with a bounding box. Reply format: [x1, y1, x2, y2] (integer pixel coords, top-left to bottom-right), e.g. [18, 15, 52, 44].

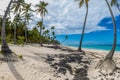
[0, 44, 120, 80]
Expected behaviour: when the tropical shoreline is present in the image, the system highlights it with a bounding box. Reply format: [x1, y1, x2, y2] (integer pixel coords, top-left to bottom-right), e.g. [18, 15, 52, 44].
[62, 44, 120, 54]
[0, 44, 120, 80]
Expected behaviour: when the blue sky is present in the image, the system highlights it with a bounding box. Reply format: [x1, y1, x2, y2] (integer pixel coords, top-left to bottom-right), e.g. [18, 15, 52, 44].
[0, 0, 120, 45]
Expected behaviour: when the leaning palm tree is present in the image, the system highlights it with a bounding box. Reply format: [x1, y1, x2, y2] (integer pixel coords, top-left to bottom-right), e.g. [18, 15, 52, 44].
[35, 1, 48, 46]
[96, 0, 117, 74]
[1, 0, 24, 54]
[1, 0, 13, 54]
[75, 0, 89, 52]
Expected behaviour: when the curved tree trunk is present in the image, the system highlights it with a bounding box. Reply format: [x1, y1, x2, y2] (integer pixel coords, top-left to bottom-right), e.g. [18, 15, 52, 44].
[1, 0, 13, 54]
[78, 2, 88, 52]
[105, 0, 117, 60]
[95, 0, 117, 74]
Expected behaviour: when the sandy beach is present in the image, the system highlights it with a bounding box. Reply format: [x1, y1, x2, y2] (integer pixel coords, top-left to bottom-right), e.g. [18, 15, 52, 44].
[0, 44, 120, 80]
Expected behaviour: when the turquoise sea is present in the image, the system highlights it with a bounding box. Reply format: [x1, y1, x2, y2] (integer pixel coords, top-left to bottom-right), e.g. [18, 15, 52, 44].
[56, 31, 120, 51]
[66, 44, 120, 51]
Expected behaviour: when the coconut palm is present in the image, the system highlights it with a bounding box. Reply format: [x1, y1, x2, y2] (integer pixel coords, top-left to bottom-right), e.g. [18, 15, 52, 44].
[50, 26, 56, 40]
[75, 0, 89, 52]
[11, 0, 25, 14]
[22, 3, 33, 44]
[37, 21, 43, 46]
[11, 0, 24, 44]
[37, 21, 42, 36]
[35, 1, 48, 46]
[1, 0, 25, 53]
[96, 0, 117, 73]
[13, 14, 22, 44]
[111, 0, 120, 11]
[1, 0, 13, 54]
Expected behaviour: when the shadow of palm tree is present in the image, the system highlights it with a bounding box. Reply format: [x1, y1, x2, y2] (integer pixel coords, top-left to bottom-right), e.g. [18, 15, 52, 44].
[7, 62, 24, 80]
[0, 53, 24, 80]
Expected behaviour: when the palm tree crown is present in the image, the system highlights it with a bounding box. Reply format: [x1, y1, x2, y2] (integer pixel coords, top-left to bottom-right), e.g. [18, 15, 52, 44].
[35, 1, 48, 17]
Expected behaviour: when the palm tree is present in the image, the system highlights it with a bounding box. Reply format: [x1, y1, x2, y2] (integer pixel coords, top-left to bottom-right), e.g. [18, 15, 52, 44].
[35, 1, 48, 46]
[37, 21, 43, 35]
[111, 0, 120, 11]
[1, 0, 25, 53]
[22, 3, 33, 44]
[75, 0, 89, 52]
[50, 26, 56, 41]
[1, 0, 13, 54]
[96, 0, 117, 74]
[11, 0, 24, 44]
[37, 21, 43, 46]
[13, 14, 21, 44]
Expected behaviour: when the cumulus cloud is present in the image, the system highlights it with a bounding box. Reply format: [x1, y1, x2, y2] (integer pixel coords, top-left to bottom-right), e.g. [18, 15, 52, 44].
[0, 0, 119, 34]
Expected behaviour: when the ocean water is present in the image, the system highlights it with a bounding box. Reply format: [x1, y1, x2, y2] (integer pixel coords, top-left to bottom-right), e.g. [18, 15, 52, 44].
[56, 31, 120, 51]
[66, 44, 120, 51]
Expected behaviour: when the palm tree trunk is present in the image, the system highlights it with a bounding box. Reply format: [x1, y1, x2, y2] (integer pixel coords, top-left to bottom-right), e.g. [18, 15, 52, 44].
[14, 23, 16, 45]
[95, 1, 117, 72]
[40, 16, 43, 37]
[78, 2, 88, 51]
[40, 16, 43, 46]
[105, 0, 117, 59]
[1, 0, 13, 54]
[25, 25, 28, 45]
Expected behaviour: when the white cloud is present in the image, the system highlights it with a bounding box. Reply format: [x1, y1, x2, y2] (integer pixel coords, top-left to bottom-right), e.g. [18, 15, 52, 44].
[0, 0, 119, 34]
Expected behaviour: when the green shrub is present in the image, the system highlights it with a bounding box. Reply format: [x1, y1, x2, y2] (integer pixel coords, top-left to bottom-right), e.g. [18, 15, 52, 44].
[17, 36, 25, 45]
[18, 54, 23, 59]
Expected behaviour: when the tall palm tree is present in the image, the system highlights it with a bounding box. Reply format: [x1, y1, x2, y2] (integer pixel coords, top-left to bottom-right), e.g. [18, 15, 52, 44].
[37, 21, 42, 37]
[35, 1, 48, 46]
[75, 0, 89, 52]
[13, 14, 21, 44]
[22, 3, 33, 44]
[1, 0, 25, 53]
[96, 0, 117, 73]
[1, 0, 13, 54]
[37, 21, 43, 46]
[11, 0, 24, 44]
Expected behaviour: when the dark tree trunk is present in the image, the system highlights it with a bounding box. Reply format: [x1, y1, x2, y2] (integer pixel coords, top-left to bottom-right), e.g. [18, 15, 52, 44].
[25, 25, 28, 45]
[78, 1, 88, 52]
[14, 23, 16, 45]
[1, 0, 13, 54]
[40, 16, 43, 46]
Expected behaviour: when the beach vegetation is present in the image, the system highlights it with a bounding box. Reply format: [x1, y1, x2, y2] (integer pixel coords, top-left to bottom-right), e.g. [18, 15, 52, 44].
[18, 54, 23, 59]
[35, 1, 48, 46]
[0, 0, 59, 55]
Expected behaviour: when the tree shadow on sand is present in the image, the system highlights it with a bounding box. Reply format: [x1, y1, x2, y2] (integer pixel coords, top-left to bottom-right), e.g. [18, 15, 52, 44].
[0, 54, 24, 80]
[7, 62, 24, 80]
